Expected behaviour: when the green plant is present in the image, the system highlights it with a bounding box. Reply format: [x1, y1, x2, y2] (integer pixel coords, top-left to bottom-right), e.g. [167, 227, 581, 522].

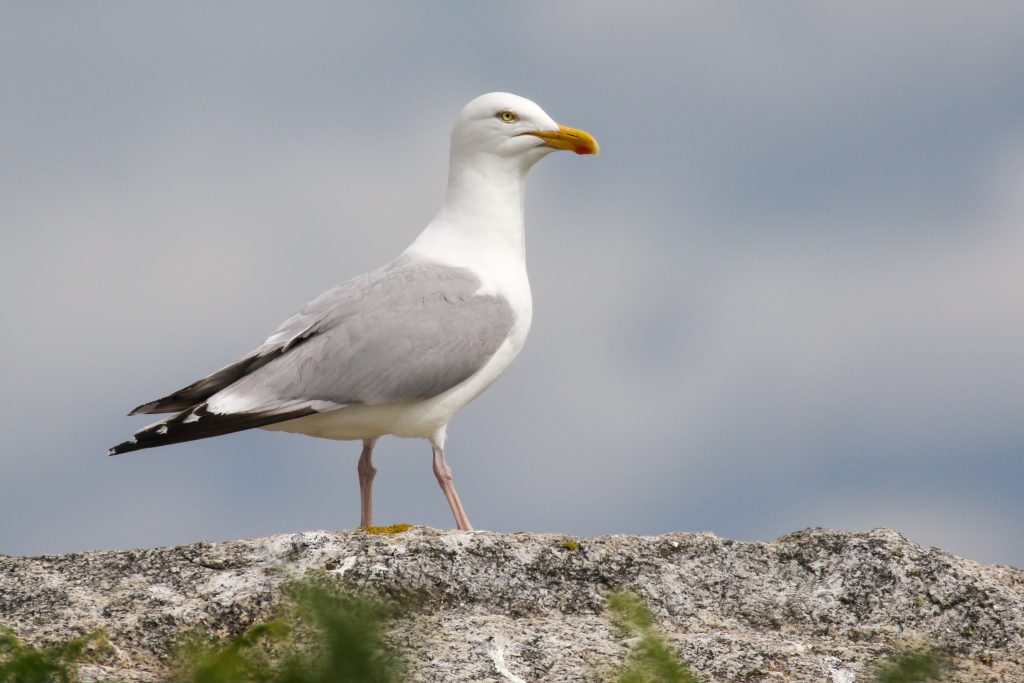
[606, 590, 701, 683]
[171, 621, 289, 683]
[0, 627, 107, 683]
[871, 646, 947, 683]
[170, 578, 404, 683]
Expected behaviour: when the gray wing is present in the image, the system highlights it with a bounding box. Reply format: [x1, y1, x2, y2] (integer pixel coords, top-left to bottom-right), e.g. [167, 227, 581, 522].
[111, 258, 515, 455]
[130, 258, 516, 415]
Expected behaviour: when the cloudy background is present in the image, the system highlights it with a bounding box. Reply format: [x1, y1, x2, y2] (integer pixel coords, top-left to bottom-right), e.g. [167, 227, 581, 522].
[2, 2, 1022, 566]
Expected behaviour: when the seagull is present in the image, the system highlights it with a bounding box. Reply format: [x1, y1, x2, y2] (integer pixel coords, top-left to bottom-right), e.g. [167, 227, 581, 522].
[109, 92, 598, 531]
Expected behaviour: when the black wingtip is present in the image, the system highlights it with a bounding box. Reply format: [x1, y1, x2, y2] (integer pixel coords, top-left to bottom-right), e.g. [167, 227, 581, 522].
[110, 403, 319, 456]
[108, 439, 138, 456]
[128, 401, 158, 416]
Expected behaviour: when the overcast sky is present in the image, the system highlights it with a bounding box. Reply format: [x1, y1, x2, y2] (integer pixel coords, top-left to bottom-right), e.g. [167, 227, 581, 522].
[2, 2, 1022, 566]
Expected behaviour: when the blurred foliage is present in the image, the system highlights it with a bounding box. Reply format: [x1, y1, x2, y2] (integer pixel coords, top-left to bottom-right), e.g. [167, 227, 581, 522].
[871, 646, 947, 683]
[171, 578, 404, 683]
[171, 620, 289, 683]
[0, 627, 108, 683]
[606, 590, 701, 683]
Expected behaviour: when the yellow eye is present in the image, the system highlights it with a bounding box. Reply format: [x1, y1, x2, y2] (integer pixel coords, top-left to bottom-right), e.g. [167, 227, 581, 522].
[498, 110, 518, 123]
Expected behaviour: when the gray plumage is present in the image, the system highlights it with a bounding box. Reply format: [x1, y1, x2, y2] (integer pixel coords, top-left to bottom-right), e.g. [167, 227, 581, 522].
[111, 258, 514, 454]
[226, 257, 515, 409]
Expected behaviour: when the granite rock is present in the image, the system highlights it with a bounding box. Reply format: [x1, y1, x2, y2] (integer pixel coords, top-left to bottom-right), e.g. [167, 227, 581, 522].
[1, 527, 1021, 681]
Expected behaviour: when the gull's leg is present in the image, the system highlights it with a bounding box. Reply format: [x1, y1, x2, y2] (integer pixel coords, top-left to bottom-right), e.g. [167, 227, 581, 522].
[431, 444, 473, 531]
[357, 438, 377, 528]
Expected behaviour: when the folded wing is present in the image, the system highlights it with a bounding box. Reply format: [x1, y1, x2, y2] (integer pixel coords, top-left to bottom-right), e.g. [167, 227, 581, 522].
[110, 258, 515, 455]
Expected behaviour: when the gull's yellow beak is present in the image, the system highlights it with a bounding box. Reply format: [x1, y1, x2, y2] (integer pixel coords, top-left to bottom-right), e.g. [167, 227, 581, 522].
[523, 124, 599, 155]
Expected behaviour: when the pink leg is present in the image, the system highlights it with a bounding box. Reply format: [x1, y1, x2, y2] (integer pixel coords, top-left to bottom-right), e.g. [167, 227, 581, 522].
[357, 439, 377, 528]
[432, 446, 473, 531]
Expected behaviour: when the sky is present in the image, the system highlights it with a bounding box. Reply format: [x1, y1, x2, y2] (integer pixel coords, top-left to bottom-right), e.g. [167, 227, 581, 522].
[2, 2, 1022, 566]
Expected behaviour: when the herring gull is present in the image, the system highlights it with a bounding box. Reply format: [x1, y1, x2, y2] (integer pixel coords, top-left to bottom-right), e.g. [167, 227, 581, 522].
[109, 92, 599, 531]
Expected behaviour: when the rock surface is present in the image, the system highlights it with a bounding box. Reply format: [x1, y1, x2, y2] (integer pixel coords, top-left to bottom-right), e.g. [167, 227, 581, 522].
[1, 527, 1022, 682]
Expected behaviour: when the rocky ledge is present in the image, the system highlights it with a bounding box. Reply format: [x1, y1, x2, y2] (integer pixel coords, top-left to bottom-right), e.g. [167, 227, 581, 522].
[1, 527, 1022, 682]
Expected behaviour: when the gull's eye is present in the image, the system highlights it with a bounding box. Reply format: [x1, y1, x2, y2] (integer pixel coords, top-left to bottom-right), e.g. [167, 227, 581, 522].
[498, 110, 519, 123]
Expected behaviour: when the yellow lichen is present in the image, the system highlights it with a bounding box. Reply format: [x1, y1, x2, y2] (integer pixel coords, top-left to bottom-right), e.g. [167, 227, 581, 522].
[362, 523, 414, 535]
[560, 539, 580, 551]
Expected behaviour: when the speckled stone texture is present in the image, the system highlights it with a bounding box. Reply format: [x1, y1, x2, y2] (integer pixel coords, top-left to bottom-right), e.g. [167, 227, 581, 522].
[1, 527, 1021, 682]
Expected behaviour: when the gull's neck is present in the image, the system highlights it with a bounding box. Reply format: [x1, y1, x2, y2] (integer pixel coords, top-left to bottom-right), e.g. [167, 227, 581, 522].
[404, 154, 530, 274]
